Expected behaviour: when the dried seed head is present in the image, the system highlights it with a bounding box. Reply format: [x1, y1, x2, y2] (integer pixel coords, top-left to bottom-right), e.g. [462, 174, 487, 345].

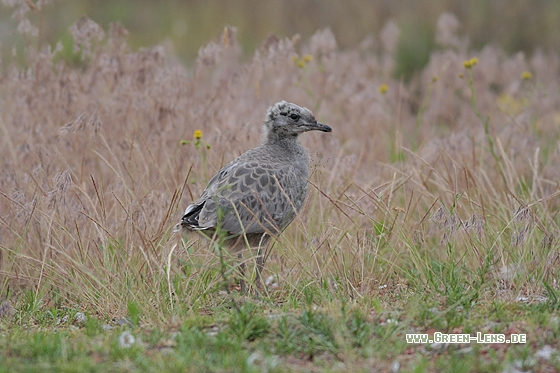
[53, 170, 73, 193]
[435, 12, 461, 48]
[70, 16, 105, 58]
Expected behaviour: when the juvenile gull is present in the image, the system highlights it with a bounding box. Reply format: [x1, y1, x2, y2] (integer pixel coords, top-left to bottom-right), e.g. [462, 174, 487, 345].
[180, 101, 332, 290]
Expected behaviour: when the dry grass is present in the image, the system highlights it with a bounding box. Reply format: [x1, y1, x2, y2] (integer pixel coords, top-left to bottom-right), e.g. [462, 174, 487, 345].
[1, 11, 559, 329]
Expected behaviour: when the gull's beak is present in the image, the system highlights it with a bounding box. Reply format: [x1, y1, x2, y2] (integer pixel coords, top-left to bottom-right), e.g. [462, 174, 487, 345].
[310, 122, 332, 132]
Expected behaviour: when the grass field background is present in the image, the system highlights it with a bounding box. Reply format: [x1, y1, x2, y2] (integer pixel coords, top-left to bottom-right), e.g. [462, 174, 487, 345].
[1, 1, 560, 372]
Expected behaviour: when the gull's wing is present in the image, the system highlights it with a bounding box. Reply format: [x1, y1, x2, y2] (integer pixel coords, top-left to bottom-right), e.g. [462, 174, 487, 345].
[182, 158, 307, 235]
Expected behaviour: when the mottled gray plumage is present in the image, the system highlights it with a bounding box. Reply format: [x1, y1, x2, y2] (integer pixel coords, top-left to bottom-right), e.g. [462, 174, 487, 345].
[181, 101, 332, 250]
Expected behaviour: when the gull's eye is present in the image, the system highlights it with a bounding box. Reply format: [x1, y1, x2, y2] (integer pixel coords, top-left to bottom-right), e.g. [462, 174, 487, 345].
[290, 113, 300, 121]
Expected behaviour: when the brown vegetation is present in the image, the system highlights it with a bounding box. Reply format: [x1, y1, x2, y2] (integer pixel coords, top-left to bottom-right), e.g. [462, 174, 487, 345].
[1, 12, 559, 319]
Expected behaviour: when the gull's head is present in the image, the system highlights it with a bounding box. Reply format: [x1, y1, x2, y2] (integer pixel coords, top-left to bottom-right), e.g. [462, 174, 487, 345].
[264, 101, 332, 140]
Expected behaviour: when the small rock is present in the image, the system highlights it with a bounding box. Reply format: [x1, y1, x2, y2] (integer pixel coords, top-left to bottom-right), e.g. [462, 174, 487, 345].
[159, 347, 174, 355]
[430, 342, 448, 350]
[207, 325, 220, 337]
[0, 300, 16, 318]
[536, 345, 555, 360]
[247, 351, 263, 366]
[333, 362, 346, 370]
[501, 364, 524, 373]
[458, 347, 473, 354]
[113, 317, 132, 326]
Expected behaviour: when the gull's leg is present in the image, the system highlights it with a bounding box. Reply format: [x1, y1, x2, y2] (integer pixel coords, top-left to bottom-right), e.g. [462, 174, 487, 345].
[238, 252, 246, 294]
[255, 234, 269, 290]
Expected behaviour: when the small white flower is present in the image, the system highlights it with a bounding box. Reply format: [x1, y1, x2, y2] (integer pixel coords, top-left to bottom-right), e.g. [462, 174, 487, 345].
[265, 275, 278, 289]
[74, 312, 86, 324]
[119, 331, 136, 348]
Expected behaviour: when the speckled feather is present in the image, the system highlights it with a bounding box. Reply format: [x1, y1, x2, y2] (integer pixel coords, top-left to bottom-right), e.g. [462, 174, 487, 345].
[181, 101, 332, 247]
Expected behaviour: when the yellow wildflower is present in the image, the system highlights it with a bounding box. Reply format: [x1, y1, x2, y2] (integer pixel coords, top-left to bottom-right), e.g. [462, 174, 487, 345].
[379, 84, 389, 94]
[521, 71, 533, 80]
[463, 57, 479, 69]
[432, 75, 438, 83]
[193, 129, 203, 140]
[292, 54, 312, 68]
[497, 94, 522, 115]
[458, 73, 464, 79]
